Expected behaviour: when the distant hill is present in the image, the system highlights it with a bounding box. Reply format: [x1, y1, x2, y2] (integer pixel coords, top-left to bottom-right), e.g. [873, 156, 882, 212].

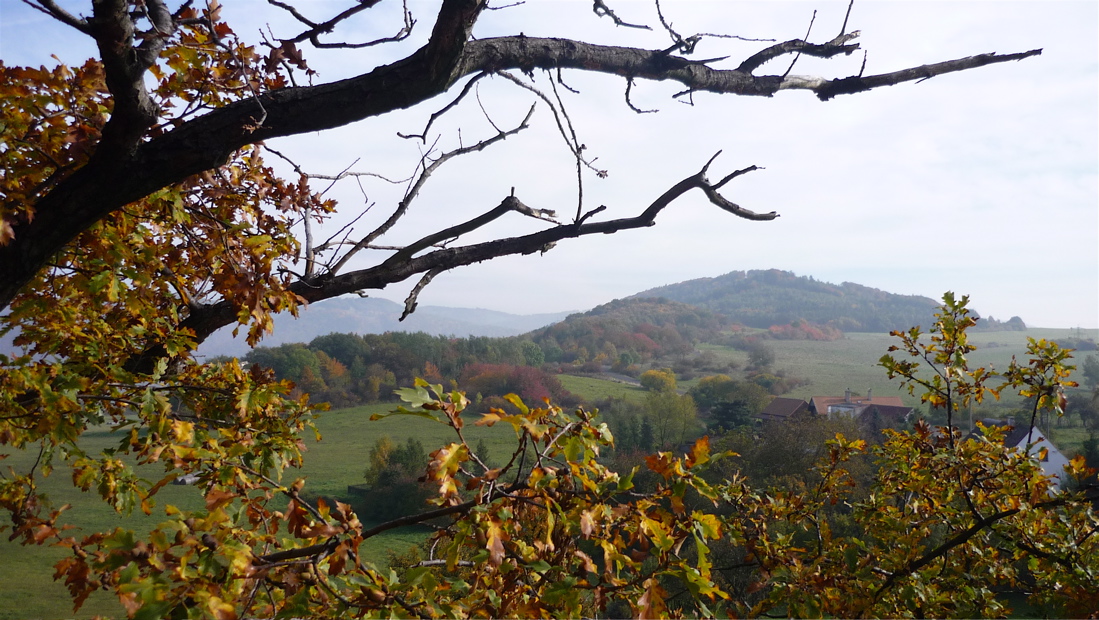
[527, 297, 734, 365]
[631, 270, 1025, 333]
[197, 297, 572, 358]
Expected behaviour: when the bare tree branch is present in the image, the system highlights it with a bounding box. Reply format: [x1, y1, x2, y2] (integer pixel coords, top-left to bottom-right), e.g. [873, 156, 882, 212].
[161, 154, 769, 353]
[625, 77, 657, 114]
[0, 2, 1042, 310]
[592, 0, 650, 30]
[738, 31, 860, 75]
[268, 0, 416, 50]
[782, 10, 819, 78]
[398, 72, 493, 142]
[329, 104, 536, 276]
[20, 0, 90, 33]
[655, 0, 698, 54]
[807, 49, 1041, 101]
[840, 0, 856, 37]
[401, 269, 442, 321]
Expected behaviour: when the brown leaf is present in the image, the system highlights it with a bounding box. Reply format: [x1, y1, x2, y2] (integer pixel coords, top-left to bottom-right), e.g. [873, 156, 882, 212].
[580, 510, 595, 538]
[205, 489, 236, 511]
[3, 217, 20, 245]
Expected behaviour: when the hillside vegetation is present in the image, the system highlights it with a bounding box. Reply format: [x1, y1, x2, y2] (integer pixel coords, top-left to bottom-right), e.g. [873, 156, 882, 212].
[528, 297, 735, 368]
[634, 269, 1027, 332]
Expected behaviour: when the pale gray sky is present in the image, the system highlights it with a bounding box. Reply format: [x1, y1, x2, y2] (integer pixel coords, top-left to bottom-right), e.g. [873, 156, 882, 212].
[3, 1, 1097, 327]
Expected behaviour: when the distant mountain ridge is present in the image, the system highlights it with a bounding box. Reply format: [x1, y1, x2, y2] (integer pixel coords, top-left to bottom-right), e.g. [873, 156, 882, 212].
[5, 270, 1026, 361]
[631, 270, 1024, 333]
[197, 297, 573, 358]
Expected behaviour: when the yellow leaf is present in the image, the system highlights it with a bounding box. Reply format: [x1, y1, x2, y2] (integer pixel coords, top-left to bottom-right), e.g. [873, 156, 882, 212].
[171, 419, 194, 444]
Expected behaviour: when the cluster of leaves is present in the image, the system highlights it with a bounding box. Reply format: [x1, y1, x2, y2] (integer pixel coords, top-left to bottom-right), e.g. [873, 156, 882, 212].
[0, 1, 1084, 616]
[2, 290, 1096, 617]
[688, 374, 771, 431]
[1, 60, 108, 243]
[351, 435, 435, 523]
[638, 368, 678, 393]
[881, 292, 1077, 440]
[1, 11, 329, 557]
[0, 12, 331, 617]
[364, 382, 736, 618]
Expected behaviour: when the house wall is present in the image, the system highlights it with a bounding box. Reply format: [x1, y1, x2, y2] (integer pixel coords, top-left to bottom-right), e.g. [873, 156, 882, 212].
[1016, 429, 1072, 490]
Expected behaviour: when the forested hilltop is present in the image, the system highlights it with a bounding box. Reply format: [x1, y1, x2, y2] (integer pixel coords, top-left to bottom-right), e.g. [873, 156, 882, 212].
[635, 269, 1027, 332]
[528, 297, 733, 366]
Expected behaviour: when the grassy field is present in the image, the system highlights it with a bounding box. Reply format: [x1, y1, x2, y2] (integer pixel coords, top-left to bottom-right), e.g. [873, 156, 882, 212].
[702, 327, 1095, 405]
[696, 327, 1097, 456]
[0, 402, 520, 619]
[2, 327, 1094, 617]
[0, 427, 209, 618]
[557, 373, 646, 403]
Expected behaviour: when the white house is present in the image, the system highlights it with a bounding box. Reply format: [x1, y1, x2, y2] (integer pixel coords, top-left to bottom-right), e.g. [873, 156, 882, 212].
[971, 418, 1072, 491]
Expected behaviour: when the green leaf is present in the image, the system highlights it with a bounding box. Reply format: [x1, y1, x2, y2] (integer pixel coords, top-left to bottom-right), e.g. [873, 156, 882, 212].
[527, 559, 552, 574]
[369, 406, 442, 423]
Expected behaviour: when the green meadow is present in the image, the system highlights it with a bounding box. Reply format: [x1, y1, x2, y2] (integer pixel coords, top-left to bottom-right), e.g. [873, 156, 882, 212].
[0, 403, 518, 619]
[700, 327, 1097, 454]
[1, 327, 1094, 618]
[556, 373, 646, 403]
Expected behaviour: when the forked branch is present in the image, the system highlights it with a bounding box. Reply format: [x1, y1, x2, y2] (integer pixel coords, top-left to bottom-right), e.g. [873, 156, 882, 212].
[164, 153, 771, 354]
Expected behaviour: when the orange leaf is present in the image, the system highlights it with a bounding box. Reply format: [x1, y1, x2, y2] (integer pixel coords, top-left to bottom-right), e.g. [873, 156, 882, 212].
[686, 436, 710, 468]
[205, 489, 236, 511]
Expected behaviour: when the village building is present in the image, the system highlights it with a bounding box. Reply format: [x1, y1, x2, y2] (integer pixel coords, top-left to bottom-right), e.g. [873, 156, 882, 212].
[968, 418, 1072, 490]
[754, 389, 913, 437]
[757, 397, 811, 423]
[807, 388, 912, 432]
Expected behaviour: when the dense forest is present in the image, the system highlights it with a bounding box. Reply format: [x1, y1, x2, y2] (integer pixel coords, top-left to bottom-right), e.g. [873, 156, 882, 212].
[527, 298, 733, 368]
[239, 298, 741, 407]
[635, 269, 1028, 332]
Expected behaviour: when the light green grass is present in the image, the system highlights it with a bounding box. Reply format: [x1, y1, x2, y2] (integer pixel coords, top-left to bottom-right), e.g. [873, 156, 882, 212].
[1047, 426, 1094, 459]
[0, 402, 518, 619]
[700, 328, 1094, 413]
[557, 374, 647, 403]
[294, 402, 518, 498]
[0, 427, 208, 618]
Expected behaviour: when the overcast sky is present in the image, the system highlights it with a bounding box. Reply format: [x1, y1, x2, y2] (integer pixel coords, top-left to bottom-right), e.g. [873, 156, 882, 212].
[2, 1, 1097, 328]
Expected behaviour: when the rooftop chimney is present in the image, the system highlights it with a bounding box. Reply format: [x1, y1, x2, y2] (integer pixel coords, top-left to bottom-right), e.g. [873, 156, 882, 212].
[867, 388, 872, 401]
[844, 388, 851, 403]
